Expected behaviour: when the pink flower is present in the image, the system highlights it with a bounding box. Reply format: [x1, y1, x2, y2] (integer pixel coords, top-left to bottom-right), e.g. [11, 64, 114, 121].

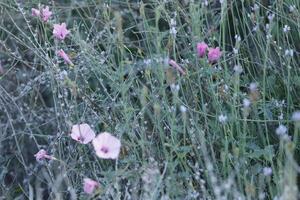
[168, 59, 186, 75]
[31, 8, 40, 17]
[196, 42, 208, 57]
[57, 49, 74, 66]
[41, 6, 52, 22]
[71, 123, 95, 144]
[92, 132, 121, 159]
[53, 23, 70, 40]
[83, 178, 99, 194]
[208, 47, 222, 63]
[34, 149, 52, 161]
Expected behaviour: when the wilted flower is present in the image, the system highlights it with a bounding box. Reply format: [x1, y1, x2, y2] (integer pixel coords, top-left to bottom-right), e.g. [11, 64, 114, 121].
[71, 123, 95, 144]
[196, 42, 208, 58]
[53, 23, 70, 40]
[208, 47, 222, 63]
[168, 59, 186, 75]
[92, 132, 121, 159]
[41, 6, 52, 22]
[31, 8, 40, 17]
[34, 149, 52, 161]
[83, 178, 99, 194]
[57, 49, 74, 66]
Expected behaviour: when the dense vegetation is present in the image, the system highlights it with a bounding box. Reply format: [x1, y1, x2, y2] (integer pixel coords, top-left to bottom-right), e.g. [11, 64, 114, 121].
[1, 0, 300, 199]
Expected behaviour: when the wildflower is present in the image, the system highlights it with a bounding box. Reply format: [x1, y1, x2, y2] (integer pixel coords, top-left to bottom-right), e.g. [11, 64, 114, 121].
[243, 98, 251, 108]
[180, 105, 187, 113]
[34, 149, 53, 161]
[168, 59, 186, 75]
[196, 42, 208, 58]
[263, 167, 272, 176]
[170, 18, 176, 26]
[83, 178, 99, 194]
[233, 64, 243, 74]
[275, 125, 287, 136]
[283, 25, 290, 33]
[284, 49, 294, 57]
[233, 48, 239, 54]
[170, 83, 179, 93]
[71, 123, 95, 144]
[41, 6, 52, 22]
[235, 35, 241, 42]
[169, 27, 177, 37]
[249, 82, 258, 92]
[289, 5, 296, 12]
[92, 132, 121, 159]
[252, 4, 259, 11]
[31, 8, 40, 17]
[57, 49, 74, 66]
[292, 111, 300, 122]
[53, 23, 70, 40]
[268, 13, 275, 22]
[208, 47, 222, 63]
[218, 114, 227, 124]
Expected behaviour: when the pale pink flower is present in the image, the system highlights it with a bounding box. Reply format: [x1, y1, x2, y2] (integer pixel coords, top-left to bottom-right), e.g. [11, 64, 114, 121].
[208, 47, 222, 63]
[34, 149, 52, 161]
[83, 178, 99, 194]
[53, 23, 70, 40]
[41, 6, 52, 22]
[92, 132, 121, 159]
[168, 59, 186, 75]
[196, 42, 208, 57]
[31, 8, 40, 17]
[71, 123, 95, 144]
[57, 49, 74, 66]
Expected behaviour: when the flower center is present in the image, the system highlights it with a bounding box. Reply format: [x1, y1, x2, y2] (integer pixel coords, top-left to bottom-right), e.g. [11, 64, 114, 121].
[100, 146, 109, 154]
[77, 136, 85, 142]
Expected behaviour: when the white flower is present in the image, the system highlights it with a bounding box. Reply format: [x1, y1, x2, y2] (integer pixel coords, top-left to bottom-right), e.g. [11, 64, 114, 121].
[268, 13, 275, 21]
[284, 49, 294, 57]
[263, 167, 272, 176]
[170, 18, 176, 26]
[292, 111, 300, 122]
[252, 4, 259, 11]
[180, 105, 187, 113]
[233, 48, 239, 54]
[275, 125, 287, 136]
[249, 82, 258, 92]
[289, 5, 296, 12]
[218, 114, 227, 124]
[170, 84, 179, 92]
[170, 27, 177, 36]
[233, 65, 243, 74]
[235, 35, 241, 42]
[283, 25, 290, 33]
[243, 98, 251, 108]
